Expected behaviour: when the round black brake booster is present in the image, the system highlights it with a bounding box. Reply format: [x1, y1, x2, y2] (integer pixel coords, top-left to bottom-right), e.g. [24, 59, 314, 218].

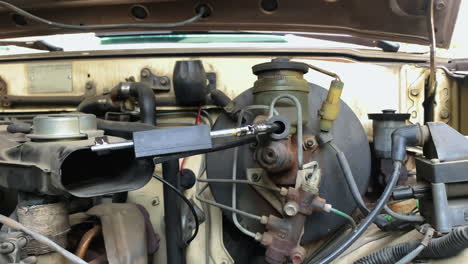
[206, 82, 371, 244]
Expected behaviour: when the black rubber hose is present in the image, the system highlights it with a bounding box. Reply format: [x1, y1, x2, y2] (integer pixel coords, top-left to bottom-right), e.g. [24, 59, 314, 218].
[96, 119, 155, 139]
[110, 82, 157, 125]
[129, 83, 157, 126]
[77, 95, 119, 116]
[354, 241, 419, 264]
[210, 90, 232, 107]
[311, 162, 403, 264]
[6, 122, 32, 134]
[391, 124, 429, 162]
[162, 159, 186, 264]
[355, 226, 468, 264]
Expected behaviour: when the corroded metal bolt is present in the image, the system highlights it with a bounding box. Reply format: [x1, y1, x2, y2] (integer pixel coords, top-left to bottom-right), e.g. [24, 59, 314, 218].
[306, 140, 314, 147]
[251, 173, 261, 182]
[159, 78, 168, 85]
[141, 69, 150, 78]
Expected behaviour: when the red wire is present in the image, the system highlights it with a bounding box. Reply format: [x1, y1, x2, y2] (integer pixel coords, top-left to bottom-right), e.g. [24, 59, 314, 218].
[180, 107, 203, 173]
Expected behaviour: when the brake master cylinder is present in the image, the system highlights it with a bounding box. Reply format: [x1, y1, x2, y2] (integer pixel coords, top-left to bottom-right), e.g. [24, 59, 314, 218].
[252, 58, 310, 126]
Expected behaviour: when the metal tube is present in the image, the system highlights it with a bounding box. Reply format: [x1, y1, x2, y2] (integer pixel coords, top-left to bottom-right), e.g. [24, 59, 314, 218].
[75, 225, 101, 259]
[90, 141, 134, 152]
[232, 106, 273, 238]
[197, 178, 280, 192]
[268, 94, 303, 169]
[196, 184, 262, 221]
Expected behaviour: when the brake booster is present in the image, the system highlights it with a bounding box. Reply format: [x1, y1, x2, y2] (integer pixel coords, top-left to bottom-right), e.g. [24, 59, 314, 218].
[206, 58, 372, 263]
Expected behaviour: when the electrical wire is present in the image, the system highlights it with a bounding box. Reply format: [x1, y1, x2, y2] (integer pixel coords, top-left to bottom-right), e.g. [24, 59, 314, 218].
[331, 142, 425, 223]
[427, 0, 437, 98]
[330, 208, 357, 231]
[383, 205, 425, 223]
[0, 1, 206, 30]
[311, 161, 403, 264]
[0, 214, 87, 264]
[152, 175, 199, 245]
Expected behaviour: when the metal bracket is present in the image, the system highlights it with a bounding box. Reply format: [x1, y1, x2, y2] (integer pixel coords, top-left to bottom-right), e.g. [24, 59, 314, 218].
[140, 68, 171, 92]
[246, 168, 284, 215]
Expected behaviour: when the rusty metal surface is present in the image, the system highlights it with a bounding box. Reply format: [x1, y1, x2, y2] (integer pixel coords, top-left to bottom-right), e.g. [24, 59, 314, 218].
[86, 203, 155, 264]
[0, 0, 461, 48]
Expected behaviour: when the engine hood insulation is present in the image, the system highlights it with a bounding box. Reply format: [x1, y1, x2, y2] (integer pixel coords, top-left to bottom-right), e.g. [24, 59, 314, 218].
[0, 0, 461, 48]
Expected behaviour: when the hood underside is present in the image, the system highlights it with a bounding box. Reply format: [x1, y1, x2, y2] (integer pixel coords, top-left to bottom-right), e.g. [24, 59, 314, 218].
[0, 0, 461, 49]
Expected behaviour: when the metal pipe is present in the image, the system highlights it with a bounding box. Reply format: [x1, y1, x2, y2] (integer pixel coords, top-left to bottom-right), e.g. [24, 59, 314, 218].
[233, 105, 273, 238]
[75, 225, 101, 259]
[90, 141, 134, 152]
[197, 178, 281, 192]
[196, 184, 263, 222]
[268, 94, 303, 169]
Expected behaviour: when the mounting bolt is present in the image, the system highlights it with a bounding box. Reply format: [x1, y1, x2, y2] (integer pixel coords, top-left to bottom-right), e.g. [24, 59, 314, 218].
[435, 0, 446, 10]
[85, 82, 93, 90]
[251, 173, 262, 182]
[283, 201, 299, 216]
[151, 197, 160, 206]
[410, 89, 420, 96]
[440, 110, 450, 119]
[159, 77, 168, 85]
[141, 69, 150, 78]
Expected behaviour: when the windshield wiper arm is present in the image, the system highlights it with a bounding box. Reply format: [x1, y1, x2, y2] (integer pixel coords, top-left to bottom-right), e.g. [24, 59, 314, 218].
[0, 40, 63, 52]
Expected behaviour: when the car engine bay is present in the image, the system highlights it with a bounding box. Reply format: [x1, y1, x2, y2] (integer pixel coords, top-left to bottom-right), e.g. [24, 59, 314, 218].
[0, 1, 467, 264]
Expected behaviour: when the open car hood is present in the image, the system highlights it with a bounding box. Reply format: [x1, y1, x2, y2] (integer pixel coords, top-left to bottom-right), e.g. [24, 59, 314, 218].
[0, 0, 461, 49]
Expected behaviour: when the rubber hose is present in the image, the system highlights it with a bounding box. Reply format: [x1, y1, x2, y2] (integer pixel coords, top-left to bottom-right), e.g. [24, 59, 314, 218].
[355, 226, 468, 264]
[6, 122, 32, 134]
[129, 83, 156, 125]
[96, 119, 155, 139]
[210, 90, 232, 107]
[110, 82, 156, 125]
[77, 95, 119, 116]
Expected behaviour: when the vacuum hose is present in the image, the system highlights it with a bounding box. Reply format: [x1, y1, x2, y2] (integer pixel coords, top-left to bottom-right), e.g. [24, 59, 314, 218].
[355, 226, 468, 264]
[110, 82, 156, 125]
